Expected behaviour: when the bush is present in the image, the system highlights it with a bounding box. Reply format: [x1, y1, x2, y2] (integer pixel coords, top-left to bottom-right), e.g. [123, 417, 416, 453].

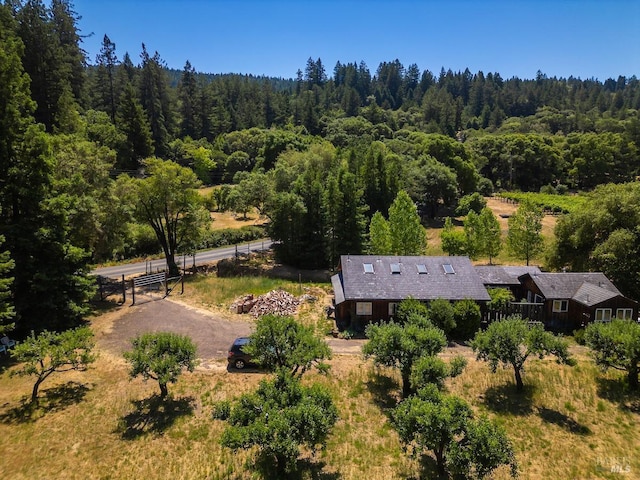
[199, 225, 266, 249]
[477, 177, 494, 196]
[452, 299, 481, 341]
[124, 223, 161, 258]
[572, 328, 586, 345]
[456, 193, 487, 216]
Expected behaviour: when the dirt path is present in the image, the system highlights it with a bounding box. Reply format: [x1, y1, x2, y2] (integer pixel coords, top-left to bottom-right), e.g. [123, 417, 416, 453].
[94, 297, 254, 369]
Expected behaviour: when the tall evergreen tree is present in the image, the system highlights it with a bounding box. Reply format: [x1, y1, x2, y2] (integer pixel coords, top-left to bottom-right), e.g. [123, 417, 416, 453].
[139, 44, 174, 157]
[50, 0, 86, 105]
[94, 34, 119, 123]
[117, 83, 153, 170]
[0, 5, 93, 333]
[178, 60, 199, 138]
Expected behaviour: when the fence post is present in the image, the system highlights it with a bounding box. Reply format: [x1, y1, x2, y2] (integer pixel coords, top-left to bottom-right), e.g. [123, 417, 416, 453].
[131, 278, 135, 305]
[164, 272, 169, 297]
[122, 274, 126, 303]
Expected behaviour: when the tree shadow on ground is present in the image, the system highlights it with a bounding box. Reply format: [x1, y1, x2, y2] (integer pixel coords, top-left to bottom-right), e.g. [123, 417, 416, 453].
[365, 370, 400, 412]
[417, 454, 448, 480]
[117, 394, 195, 439]
[0, 352, 19, 375]
[596, 377, 640, 413]
[481, 382, 535, 415]
[252, 457, 342, 480]
[0, 381, 90, 424]
[536, 406, 591, 435]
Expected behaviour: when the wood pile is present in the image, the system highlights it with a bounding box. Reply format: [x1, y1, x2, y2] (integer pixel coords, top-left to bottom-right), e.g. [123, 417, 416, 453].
[230, 289, 300, 317]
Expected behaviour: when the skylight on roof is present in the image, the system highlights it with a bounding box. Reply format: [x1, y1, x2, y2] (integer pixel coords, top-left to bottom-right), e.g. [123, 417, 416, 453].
[363, 263, 374, 274]
[390, 263, 401, 274]
[443, 264, 455, 274]
[416, 264, 428, 274]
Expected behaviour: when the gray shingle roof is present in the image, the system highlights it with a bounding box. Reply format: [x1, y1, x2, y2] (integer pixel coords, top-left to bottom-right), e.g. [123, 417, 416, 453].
[572, 282, 619, 306]
[475, 266, 542, 286]
[334, 255, 490, 304]
[523, 272, 621, 300]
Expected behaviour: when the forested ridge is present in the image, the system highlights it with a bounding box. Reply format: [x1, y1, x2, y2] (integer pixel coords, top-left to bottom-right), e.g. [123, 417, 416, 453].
[1, 0, 639, 333]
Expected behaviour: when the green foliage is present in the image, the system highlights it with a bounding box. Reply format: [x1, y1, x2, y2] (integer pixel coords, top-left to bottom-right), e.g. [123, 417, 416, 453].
[216, 370, 338, 474]
[428, 298, 456, 337]
[0, 236, 15, 334]
[496, 191, 585, 214]
[392, 385, 516, 477]
[507, 200, 544, 266]
[395, 297, 429, 323]
[487, 288, 515, 311]
[368, 211, 392, 255]
[479, 207, 502, 264]
[388, 190, 427, 255]
[452, 299, 482, 341]
[456, 192, 486, 216]
[585, 320, 640, 390]
[464, 208, 502, 263]
[133, 158, 210, 275]
[410, 354, 467, 391]
[199, 225, 266, 249]
[11, 327, 96, 403]
[124, 332, 198, 398]
[548, 182, 640, 300]
[471, 316, 573, 391]
[448, 415, 519, 479]
[392, 385, 472, 475]
[245, 314, 331, 376]
[440, 217, 467, 256]
[363, 314, 447, 397]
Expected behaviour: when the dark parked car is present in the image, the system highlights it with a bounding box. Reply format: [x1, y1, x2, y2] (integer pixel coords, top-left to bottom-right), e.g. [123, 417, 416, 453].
[227, 337, 253, 369]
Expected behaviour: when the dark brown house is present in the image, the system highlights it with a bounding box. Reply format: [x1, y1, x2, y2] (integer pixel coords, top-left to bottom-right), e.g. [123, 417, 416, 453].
[331, 255, 491, 331]
[518, 272, 638, 332]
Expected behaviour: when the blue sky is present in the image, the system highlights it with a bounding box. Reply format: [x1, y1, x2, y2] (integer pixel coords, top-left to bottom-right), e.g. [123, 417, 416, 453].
[75, 0, 639, 81]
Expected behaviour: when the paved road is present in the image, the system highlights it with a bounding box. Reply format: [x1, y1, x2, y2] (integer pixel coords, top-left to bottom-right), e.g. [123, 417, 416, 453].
[92, 239, 273, 279]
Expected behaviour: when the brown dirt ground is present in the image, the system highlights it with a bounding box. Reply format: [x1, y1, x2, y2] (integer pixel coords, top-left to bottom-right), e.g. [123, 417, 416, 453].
[92, 292, 368, 373]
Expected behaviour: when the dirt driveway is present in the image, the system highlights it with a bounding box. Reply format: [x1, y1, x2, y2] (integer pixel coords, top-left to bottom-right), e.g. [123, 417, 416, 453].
[95, 297, 367, 369]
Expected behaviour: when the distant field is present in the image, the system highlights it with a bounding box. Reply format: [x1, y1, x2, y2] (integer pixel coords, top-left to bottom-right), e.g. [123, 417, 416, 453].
[496, 192, 587, 214]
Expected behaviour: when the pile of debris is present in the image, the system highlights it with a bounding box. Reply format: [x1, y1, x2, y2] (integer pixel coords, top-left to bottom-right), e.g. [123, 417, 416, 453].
[230, 289, 301, 317]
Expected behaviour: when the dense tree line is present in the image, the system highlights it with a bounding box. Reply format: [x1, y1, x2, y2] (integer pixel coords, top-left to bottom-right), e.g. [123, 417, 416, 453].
[2, 0, 640, 334]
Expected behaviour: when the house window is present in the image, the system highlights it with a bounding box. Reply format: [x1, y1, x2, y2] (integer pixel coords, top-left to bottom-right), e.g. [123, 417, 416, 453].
[388, 302, 398, 317]
[552, 300, 568, 313]
[390, 263, 401, 274]
[595, 308, 612, 322]
[534, 294, 544, 304]
[443, 264, 455, 274]
[416, 264, 428, 274]
[356, 302, 372, 316]
[616, 308, 633, 320]
[363, 263, 374, 274]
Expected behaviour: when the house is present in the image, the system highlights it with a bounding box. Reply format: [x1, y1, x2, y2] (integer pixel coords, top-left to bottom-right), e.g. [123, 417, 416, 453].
[331, 255, 491, 330]
[331, 255, 638, 333]
[518, 272, 638, 332]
